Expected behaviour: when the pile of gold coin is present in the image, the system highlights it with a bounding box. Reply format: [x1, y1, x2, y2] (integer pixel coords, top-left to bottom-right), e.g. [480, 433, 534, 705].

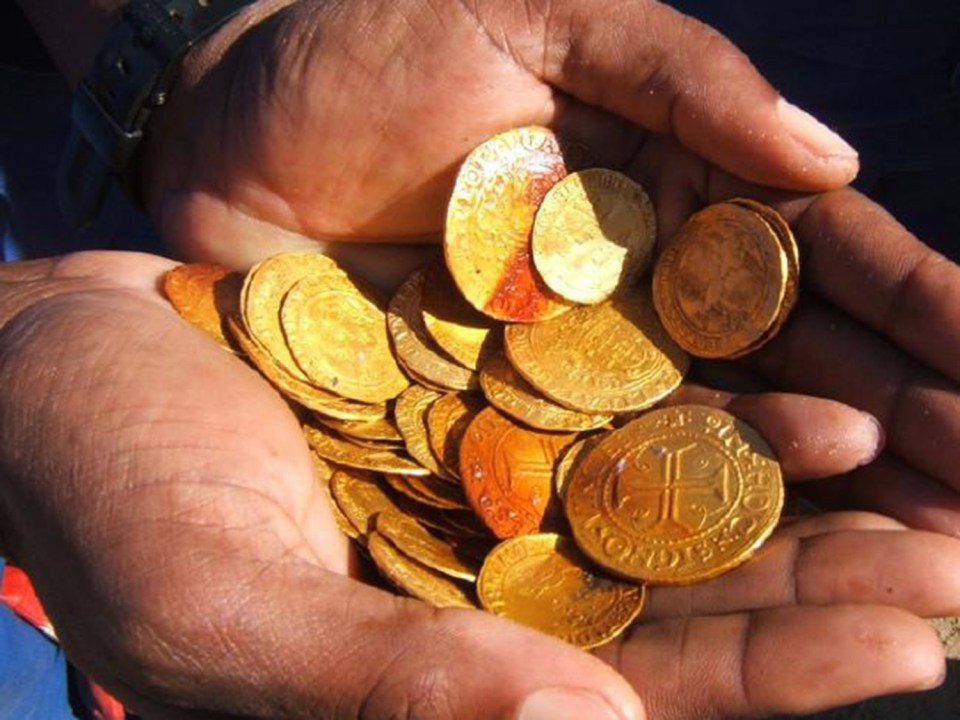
[162, 126, 793, 650]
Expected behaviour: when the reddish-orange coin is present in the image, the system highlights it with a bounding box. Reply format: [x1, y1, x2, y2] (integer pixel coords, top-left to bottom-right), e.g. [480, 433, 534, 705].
[459, 407, 578, 539]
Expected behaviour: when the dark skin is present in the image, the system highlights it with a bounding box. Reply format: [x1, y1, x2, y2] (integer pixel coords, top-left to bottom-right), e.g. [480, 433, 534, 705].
[5, 0, 960, 718]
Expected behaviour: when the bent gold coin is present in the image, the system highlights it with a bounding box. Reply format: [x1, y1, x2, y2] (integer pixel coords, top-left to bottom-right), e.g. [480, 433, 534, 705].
[565, 405, 784, 585]
[368, 530, 477, 609]
[444, 126, 573, 322]
[420, 261, 500, 370]
[477, 533, 646, 649]
[505, 291, 689, 414]
[375, 509, 480, 582]
[459, 407, 578, 539]
[283, 275, 409, 403]
[163, 263, 243, 352]
[479, 353, 612, 432]
[652, 203, 788, 358]
[532, 169, 656, 304]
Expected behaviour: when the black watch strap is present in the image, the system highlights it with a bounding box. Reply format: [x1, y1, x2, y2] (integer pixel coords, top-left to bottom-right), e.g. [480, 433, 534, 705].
[57, 0, 256, 230]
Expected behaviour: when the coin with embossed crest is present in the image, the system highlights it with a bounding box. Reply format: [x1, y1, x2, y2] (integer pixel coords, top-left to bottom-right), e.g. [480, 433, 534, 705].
[282, 275, 409, 403]
[444, 126, 573, 322]
[425, 392, 487, 480]
[505, 291, 689, 414]
[386, 267, 478, 391]
[420, 261, 501, 370]
[652, 202, 788, 358]
[163, 263, 243, 352]
[565, 405, 783, 585]
[480, 353, 612, 432]
[477, 533, 646, 649]
[460, 407, 578, 538]
[532, 169, 656, 304]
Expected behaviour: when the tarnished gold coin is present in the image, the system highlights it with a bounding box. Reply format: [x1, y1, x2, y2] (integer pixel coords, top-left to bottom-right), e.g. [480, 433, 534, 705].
[387, 268, 478, 391]
[652, 203, 788, 358]
[420, 262, 500, 370]
[394, 385, 456, 480]
[565, 405, 784, 585]
[477, 533, 646, 649]
[532, 169, 656, 304]
[554, 434, 604, 502]
[459, 407, 578, 539]
[329, 467, 403, 538]
[163, 264, 243, 353]
[480, 353, 612, 432]
[425, 392, 487, 480]
[375, 509, 480, 582]
[311, 454, 360, 540]
[444, 126, 573, 322]
[505, 292, 689, 414]
[367, 531, 477, 609]
[282, 275, 409, 403]
[316, 413, 403, 444]
[227, 315, 387, 421]
[241, 252, 341, 381]
[304, 420, 429, 476]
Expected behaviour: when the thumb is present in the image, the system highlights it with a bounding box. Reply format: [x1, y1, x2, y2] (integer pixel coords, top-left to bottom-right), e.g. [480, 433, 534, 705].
[481, 0, 858, 191]
[125, 562, 646, 720]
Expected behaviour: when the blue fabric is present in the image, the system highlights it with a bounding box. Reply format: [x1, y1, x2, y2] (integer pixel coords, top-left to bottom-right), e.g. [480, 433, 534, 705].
[0, 560, 78, 720]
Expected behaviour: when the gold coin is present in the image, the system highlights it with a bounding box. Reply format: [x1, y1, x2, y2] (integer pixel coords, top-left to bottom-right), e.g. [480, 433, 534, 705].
[394, 385, 456, 480]
[479, 353, 612, 432]
[425, 392, 487, 480]
[227, 315, 387, 420]
[565, 405, 784, 585]
[375, 509, 480, 582]
[420, 261, 500, 370]
[477, 533, 646, 649]
[368, 531, 477, 609]
[315, 413, 403, 444]
[444, 126, 573, 322]
[163, 264, 243, 353]
[652, 203, 788, 358]
[329, 467, 402, 538]
[282, 275, 409, 403]
[532, 169, 656, 304]
[554, 434, 604, 502]
[386, 267, 478, 391]
[311, 454, 360, 540]
[241, 252, 341, 381]
[505, 292, 689, 414]
[383, 473, 470, 511]
[459, 407, 578, 539]
[304, 420, 429, 476]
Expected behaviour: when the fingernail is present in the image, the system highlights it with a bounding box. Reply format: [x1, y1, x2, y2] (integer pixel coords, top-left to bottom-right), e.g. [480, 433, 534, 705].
[516, 689, 628, 720]
[858, 411, 886, 466]
[777, 98, 858, 160]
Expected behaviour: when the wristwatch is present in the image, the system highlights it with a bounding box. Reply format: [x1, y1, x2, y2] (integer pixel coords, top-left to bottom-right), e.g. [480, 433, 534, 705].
[57, 0, 256, 229]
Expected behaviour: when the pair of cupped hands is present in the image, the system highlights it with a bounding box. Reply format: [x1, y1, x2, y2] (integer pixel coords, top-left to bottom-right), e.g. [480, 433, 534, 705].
[3, 0, 960, 718]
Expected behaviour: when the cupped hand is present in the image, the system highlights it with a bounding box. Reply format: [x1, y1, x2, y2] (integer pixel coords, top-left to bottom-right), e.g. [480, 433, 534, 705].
[631, 137, 960, 538]
[1, 253, 956, 720]
[142, 0, 858, 266]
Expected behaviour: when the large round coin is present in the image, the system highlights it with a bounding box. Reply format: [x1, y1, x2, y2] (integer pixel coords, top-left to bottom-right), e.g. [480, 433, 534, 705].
[460, 407, 578, 538]
[478, 533, 646, 649]
[565, 405, 783, 585]
[532, 169, 656, 304]
[505, 291, 689, 414]
[652, 203, 788, 358]
[444, 126, 572, 322]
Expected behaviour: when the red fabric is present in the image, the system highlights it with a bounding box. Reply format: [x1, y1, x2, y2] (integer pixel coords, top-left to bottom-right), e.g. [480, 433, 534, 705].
[1, 563, 127, 720]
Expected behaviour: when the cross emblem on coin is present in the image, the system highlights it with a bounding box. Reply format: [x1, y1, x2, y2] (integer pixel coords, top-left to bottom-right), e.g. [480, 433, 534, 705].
[621, 443, 729, 533]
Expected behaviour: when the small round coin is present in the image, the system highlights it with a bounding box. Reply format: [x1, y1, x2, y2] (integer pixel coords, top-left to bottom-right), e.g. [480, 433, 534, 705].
[444, 126, 573, 322]
[532, 169, 656, 304]
[163, 264, 243, 352]
[425, 392, 487, 480]
[459, 407, 578, 539]
[505, 291, 689, 414]
[565, 405, 784, 585]
[375, 509, 480, 582]
[477, 533, 646, 649]
[652, 203, 789, 358]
